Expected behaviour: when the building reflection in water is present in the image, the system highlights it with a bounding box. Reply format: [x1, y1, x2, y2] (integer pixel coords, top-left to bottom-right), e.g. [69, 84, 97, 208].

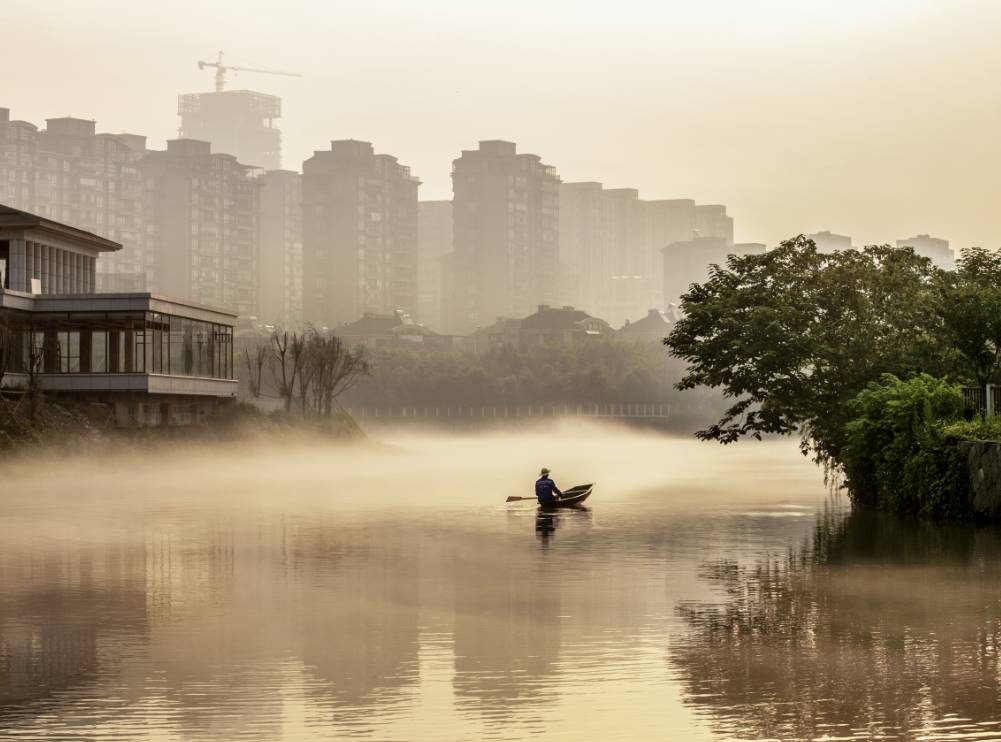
[669, 508, 1001, 740]
[451, 529, 563, 733]
[294, 524, 421, 728]
[0, 535, 150, 715]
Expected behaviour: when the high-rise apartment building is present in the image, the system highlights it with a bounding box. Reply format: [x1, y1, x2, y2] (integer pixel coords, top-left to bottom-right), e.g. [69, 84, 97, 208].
[663, 238, 765, 309]
[449, 140, 559, 334]
[694, 204, 734, 244]
[0, 108, 38, 209]
[178, 91, 283, 170]
[558, 182, 605, 315]
[258, 170, 303, 325]
[0, 109, 149, 291]
[897, 234, 953, 270]
[558, 183, 648, 326]
[806, 230, 853, 253]
[302, 140, 420, 327]
[142, 139, 260, 317]
[560, 183, 735, 325]
[417, 200, 452, 331]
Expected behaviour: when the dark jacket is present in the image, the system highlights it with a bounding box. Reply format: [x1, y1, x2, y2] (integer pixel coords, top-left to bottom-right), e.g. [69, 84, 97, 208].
[535, 476, 562, 504]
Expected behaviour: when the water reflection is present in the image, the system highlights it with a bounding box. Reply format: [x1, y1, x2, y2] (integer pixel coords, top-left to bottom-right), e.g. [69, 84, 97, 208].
[535, 510, 558, 545]
[296, 527, 420, 720]
[6, 433, 1001, 740]
[670, 507, 1001, 741]
[534, 507, 592, 547]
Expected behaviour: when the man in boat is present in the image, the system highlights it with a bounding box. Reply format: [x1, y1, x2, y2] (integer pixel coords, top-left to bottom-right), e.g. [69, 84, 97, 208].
[535, 467, 562, 505]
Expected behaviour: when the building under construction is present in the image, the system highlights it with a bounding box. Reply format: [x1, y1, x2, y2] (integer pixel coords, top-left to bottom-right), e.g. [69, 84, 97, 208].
[178, 90, 282, 170]
[177, 52, 300, 171]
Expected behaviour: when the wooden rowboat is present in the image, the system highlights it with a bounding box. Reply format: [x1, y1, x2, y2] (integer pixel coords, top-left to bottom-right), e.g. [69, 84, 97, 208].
[539, 483, 594, 509]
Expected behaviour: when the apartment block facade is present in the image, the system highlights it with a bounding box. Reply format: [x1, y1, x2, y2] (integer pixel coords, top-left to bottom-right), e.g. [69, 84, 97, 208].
[449, 140, 559, 334]
[142, 139, 260, 317]
[897, 233, 954, 270]
[662, 237, 765, 309]
[258, 169, 303, 325]
[417, 200, 452, 331]
[0, 109, 149, 292]
[559, 183, 734, 326]
[807, 230, 853, 253]
[302, 140, 419, 327]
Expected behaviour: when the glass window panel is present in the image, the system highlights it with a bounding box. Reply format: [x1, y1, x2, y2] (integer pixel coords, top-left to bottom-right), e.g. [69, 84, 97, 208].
[124, 324, 135, 373]
[183, 318, 194, 375]
[169, 316, 184, 375]
[152, 326, 163, 374]
[92, 331, 107, 373]
[68, 331, 80, 373]
[133, 325, 145, 373]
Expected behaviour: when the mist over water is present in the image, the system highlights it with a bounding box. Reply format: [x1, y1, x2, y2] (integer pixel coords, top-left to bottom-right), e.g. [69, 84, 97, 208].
[3, 425, 1001, 740]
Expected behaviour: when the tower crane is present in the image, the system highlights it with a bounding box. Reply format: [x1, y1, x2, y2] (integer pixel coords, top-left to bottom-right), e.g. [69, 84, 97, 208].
[197, 51, 301, 93]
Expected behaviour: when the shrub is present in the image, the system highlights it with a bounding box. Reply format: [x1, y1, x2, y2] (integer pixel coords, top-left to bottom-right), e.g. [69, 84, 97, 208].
[941, 416, 1001, 442]
[842, 374, 970, 518]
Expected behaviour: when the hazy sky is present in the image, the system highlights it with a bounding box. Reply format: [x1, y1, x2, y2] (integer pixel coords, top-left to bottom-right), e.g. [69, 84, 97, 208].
[2, 0, 999, 249]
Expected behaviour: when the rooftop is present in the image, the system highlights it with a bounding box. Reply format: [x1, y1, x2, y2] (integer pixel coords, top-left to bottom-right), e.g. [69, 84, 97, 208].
[337, 310, 436, 337]
[619, 309, 673, 334]
[0, 203, 121, 252]
[521, 304, 600, 331]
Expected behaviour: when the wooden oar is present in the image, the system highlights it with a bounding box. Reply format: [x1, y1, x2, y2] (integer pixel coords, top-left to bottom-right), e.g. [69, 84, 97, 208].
[505, 495, 537, 502]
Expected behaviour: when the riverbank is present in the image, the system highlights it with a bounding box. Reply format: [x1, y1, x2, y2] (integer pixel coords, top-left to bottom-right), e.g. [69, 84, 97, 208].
[0, 398, 365, 456]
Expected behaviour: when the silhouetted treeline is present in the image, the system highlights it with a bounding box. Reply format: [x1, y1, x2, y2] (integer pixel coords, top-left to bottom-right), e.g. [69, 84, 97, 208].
[340, 342, 721, 410]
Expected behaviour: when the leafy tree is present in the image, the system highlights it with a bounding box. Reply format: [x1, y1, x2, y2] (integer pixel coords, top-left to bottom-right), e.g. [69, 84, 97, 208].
[936, 247, 1001, 387]
[665, 236, 949, 466]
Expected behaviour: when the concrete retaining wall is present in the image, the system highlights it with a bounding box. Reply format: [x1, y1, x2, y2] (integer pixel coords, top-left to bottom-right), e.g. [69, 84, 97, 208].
[960, 440, 1001, 518]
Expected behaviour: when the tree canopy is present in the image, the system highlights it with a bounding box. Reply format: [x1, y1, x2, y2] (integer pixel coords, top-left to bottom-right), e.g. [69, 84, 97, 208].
[937, 247, 1001, 388]
[665, 236, 960, 466]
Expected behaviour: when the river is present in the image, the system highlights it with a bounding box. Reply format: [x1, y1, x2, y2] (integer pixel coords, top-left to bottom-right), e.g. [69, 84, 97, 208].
[2, 424, 1001, 741]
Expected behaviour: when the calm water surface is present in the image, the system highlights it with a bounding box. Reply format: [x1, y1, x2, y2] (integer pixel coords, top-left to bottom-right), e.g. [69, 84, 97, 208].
[2, 426, 1001, 741]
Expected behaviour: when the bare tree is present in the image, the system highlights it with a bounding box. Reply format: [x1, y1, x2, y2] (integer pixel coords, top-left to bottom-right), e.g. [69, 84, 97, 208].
[309, 333, 370, 417]
[0, 314, 18, 417]
[23, 325, 45, 423]
[290, 330, 313, 416]
[0, 314, 12, 404]
[269, 329, 301, 412]
[241, 338, 268, 398]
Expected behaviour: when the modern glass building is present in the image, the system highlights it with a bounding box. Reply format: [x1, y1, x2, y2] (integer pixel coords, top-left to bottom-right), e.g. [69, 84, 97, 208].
[0, 204, 237, 426]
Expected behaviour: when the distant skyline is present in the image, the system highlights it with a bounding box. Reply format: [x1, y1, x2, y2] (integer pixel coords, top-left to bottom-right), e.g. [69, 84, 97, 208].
[2, 0, 1000, 249]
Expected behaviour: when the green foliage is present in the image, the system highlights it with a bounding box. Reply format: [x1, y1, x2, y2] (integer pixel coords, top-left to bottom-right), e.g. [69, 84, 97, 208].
[841, 374, 970, 518]
[941, 416, 1001, 443]
[666, 236, 949, 467]
[936, 247, 1001, 387]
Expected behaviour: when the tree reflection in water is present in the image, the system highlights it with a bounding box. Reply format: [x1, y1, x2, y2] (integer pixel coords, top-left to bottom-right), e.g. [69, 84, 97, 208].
[670, 507, 1001, 740]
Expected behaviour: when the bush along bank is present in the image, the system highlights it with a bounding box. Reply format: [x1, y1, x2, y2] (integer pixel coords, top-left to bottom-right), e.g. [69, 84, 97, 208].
[841, 374, 1001, 520]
